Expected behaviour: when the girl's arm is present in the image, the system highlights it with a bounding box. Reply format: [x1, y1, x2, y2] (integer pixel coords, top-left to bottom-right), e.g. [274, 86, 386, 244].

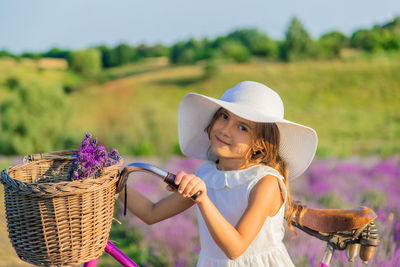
[175, 171, 283, 260]
[118, 184, 195, 225]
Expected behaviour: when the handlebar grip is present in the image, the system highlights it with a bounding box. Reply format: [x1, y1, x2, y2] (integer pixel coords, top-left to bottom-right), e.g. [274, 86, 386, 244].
[165, 173, 201, 200]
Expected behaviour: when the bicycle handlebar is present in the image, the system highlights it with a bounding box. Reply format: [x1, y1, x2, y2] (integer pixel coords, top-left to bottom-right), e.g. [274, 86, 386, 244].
[117, 162, 200, 200]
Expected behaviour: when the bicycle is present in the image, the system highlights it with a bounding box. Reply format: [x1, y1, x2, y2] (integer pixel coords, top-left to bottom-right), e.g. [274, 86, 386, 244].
[84, 162, 380, 267]
[2, 159, 380, 267]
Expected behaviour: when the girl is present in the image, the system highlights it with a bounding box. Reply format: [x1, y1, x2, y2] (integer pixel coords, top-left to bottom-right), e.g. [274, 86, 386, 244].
[119, 81, 318, 266]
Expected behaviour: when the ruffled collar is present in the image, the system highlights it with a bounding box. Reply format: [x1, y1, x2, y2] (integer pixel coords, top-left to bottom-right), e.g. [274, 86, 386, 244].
[195, 161, 281, 189]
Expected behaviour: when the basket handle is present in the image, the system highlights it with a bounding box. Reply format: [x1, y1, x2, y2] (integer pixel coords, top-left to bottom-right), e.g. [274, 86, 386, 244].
[117, 162, 200, 201]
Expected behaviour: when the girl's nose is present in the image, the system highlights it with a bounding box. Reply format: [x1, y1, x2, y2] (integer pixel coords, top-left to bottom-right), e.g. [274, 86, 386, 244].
[220, 121, 233, 137]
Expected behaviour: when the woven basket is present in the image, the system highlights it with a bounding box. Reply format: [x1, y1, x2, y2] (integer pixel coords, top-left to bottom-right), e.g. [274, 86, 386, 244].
[1, 155, 122, 266]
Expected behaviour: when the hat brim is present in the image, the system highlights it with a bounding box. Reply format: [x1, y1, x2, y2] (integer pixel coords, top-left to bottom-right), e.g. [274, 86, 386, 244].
[178, 93, 318, 180]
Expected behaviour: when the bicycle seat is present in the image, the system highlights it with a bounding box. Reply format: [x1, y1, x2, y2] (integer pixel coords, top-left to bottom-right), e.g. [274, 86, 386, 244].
[297, 206, 376, 233]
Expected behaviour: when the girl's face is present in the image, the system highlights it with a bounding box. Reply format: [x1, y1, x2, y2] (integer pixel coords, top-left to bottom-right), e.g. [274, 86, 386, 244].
[209, 109, 256, 170]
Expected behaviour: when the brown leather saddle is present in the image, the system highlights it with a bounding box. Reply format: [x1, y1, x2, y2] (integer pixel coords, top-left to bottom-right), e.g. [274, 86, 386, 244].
[296, 206, 376, 233]
[292, 205, 379, 264]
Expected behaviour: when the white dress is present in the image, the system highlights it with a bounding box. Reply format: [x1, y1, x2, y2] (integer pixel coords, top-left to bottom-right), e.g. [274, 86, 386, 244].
[194, 161, 295, 267]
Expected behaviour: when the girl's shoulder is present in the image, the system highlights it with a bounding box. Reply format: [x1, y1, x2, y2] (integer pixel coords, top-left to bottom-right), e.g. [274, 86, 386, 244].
[194, 161, 284, 189]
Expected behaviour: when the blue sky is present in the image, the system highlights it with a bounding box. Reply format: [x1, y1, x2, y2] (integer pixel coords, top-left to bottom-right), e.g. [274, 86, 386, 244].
[1, 0, 399, 53]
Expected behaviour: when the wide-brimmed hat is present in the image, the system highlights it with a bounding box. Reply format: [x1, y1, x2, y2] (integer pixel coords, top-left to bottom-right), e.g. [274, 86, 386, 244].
[177, 81, 318, 180]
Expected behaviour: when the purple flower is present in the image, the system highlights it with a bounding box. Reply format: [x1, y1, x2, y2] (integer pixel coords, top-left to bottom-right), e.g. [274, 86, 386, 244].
[68, 133, 120, 180]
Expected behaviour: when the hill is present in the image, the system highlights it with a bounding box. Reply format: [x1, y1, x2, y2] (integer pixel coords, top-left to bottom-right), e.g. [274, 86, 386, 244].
[67, 52, 400, 157]
[0, 52, 399, 157]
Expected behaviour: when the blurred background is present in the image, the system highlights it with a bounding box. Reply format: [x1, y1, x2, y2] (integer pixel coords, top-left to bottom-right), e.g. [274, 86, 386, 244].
[0, 0, 399, 266]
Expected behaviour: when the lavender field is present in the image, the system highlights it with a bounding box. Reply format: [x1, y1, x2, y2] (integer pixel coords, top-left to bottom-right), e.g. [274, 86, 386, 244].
[100, 156, 400, 267]
[0, 155, 398, 267]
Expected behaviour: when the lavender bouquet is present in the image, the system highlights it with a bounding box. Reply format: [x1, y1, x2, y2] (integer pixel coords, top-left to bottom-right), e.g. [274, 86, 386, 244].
[68, 133, 120, 181]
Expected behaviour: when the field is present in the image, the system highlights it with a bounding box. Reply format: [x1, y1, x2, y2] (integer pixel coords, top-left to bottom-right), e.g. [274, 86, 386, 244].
[1, 52, 399, 157]
[0, 52, 399, 266]
[64, 52, 400, 157]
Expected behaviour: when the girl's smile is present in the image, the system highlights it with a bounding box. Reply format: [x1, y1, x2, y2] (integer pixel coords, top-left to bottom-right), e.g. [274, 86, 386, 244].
[215, 136, 230, 146]
[209, 109, 256, 170]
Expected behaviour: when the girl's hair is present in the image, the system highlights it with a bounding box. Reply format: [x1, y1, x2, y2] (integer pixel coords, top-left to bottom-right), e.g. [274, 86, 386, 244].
[205, 108, 304, 233]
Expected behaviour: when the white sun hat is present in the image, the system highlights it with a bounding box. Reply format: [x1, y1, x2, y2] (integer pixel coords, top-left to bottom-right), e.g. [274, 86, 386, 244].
[177, 81, 318, 180]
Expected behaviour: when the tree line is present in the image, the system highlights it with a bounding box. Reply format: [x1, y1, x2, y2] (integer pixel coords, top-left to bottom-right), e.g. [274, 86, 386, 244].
[1, 16, 399, 75]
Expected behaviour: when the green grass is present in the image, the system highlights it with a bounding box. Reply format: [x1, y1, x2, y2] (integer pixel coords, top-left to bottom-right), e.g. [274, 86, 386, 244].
[66, 52, 400, 157]
[1, 52, 399, 157]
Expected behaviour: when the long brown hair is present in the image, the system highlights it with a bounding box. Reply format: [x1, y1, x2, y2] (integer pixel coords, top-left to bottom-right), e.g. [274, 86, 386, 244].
[205, 108, 303, 233]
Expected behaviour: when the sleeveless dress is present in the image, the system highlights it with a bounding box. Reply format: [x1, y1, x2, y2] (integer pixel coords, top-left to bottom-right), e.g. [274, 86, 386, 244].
[194, 161, 295, 267]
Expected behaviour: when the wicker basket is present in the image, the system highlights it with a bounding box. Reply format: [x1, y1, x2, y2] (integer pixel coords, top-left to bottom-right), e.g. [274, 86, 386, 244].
[1, 154, 122, 266]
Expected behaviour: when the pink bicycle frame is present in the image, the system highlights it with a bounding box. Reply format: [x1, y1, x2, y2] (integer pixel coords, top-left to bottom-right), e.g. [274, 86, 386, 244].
[83, 240, 139, 267]
[84, 240, 333, 267]
[83, 240, 333, 267]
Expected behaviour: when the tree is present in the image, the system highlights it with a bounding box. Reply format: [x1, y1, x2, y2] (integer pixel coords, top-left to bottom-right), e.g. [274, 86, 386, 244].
[69, 48, 102, 76]
[169, 38, 214, 64]
[97, 45, 118, 68]
[170, 41, 186, 64]
[114, 43, 137, 65]
[379, 16, 400, 50]
[227, 28, 278, 58]
[43, 47, 70, 60]
[380, 29, 400, 50]
[351, 21, 400, 52]
[221, 40, 251, 63]
[186, 38, 209, 61]
[280, 17, 316, 61]
[170, 40, 197, 64]
[0, 81, 70, 155]
[318, 31, 349, 58]
[149, 44, 170, 57]
[137, 43, 170, 58]
[0, 50, 16, 58]
[351, 29, 382, 52]
[20, 52, 42, 59]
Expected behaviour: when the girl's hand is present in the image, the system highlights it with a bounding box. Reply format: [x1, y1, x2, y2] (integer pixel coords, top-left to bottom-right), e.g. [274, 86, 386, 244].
[166, 170, 207, 203]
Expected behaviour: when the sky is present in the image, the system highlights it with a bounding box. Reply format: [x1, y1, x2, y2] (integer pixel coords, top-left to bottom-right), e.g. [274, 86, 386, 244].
[1, 0, 400, 54]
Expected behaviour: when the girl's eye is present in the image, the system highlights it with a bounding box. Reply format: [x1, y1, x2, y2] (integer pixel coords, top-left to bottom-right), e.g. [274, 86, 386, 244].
[220, 112, 228, 120]
[239, 125, 248, 132]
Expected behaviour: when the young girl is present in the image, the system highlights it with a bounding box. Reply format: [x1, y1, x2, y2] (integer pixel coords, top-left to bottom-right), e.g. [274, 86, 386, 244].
[119, 81, 318, 266]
